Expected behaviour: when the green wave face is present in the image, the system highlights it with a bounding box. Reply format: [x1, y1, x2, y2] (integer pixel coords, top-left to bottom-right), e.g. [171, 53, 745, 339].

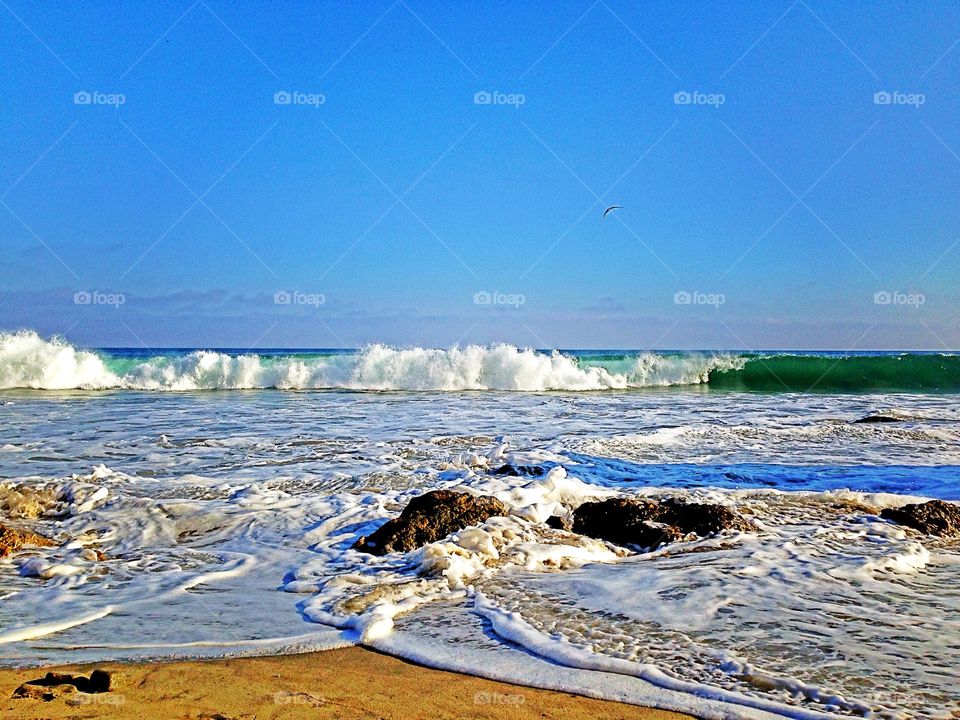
[709, 354, 960, 392]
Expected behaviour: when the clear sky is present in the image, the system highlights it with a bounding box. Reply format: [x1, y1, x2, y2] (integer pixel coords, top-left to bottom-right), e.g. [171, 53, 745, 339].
[1, 1, 958, 350]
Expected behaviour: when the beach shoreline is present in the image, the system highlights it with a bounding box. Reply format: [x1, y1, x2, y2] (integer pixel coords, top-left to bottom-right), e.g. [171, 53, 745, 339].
[2, 356, 958, 716]
[0, 646, 694, 719]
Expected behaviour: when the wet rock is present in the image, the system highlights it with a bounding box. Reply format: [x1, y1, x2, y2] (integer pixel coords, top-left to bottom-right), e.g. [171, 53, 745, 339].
[0, 483, 63, 519]
[545, 515, 571, 531]
[0, 523, 56, 557]
[659, 498, 755, 536]
[571, 499, 679, 548]
[830, 497, 879, 515]
[353, 490, 508, 555]
[492, 464, 546, 477]
[853, 414, 900, 424]
[880, 500, 960, 537]
[572, 497, 752, 549]
[13, 669, 111, 700]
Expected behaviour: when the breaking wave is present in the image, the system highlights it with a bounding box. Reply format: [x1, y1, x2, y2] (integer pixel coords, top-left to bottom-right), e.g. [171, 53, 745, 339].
[0, 331, 957, 392]
[0, 331, 740, 391]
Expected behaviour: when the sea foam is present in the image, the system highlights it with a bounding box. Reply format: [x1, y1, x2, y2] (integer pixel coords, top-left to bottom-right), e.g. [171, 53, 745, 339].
[0, 331, 739, 391]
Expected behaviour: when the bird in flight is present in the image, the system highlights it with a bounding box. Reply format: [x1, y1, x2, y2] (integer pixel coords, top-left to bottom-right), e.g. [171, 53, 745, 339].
[602, 205, 622, 219]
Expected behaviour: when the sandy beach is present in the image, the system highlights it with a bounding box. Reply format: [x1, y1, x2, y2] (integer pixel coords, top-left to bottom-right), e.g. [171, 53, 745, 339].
[0, 647, 692, 720]
[3, 0, 959, 715]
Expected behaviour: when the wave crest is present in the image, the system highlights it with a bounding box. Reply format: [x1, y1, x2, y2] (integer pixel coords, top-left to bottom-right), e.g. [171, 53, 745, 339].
[11, 331, 954, 392]
[0, 331, 121, 390]
[0, 332, 738, 391]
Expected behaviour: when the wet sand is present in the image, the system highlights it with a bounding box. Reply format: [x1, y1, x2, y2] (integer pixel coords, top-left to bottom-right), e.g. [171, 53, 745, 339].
[0, 646, 695, 719]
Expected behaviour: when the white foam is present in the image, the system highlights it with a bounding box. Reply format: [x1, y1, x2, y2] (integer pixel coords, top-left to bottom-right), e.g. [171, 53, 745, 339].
[0, 608, 114, 644]
[3, 395, 959, 717]
[0, 331, 120, 389]
[293, 469, 619, 644]
[0, 331, 741, 391]
[472, 594, 844, 720]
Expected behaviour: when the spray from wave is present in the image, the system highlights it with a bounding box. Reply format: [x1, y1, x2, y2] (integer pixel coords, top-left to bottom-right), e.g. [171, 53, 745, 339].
[2, 331, 958, 392]
[0, 331, 740, 391]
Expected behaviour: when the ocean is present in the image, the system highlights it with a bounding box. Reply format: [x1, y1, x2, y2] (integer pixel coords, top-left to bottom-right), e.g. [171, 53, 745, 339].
[1, 331, 958, 719]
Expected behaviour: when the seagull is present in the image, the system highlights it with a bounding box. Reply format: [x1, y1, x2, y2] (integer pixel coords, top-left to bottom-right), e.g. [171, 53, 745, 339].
[602, 205, 622, 219]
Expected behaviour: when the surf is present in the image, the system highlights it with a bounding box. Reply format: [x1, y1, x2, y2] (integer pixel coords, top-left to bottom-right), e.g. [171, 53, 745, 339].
[1, 331, 958, 393]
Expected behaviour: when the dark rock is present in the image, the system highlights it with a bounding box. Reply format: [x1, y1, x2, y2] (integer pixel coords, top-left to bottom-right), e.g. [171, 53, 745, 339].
[13, 669, 111, 700]
[353, 490, 508, 555]
[545, 515, 571, 531]
[853, 414, 900, 424]
[572, 498, 680, 548]
[86, 669, 111, 693]
[492, 464, 547, 477]
[572, 497, 752, 549]
[880, 499, 960, 537]
[659, 498, 755, 536]
[0, 523, 55, 558]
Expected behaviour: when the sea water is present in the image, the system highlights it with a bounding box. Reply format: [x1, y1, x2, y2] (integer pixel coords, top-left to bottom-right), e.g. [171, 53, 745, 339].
[1, 331, 958, 719]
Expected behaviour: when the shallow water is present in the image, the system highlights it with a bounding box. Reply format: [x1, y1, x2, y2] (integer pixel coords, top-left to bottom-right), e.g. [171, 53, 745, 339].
[1, 386, 959, 719]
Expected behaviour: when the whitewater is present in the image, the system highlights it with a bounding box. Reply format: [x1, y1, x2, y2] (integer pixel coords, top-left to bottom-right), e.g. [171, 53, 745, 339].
[0, 330, 742, 391]
[2, 331, 959, 719]
[2, 331, 959, 392]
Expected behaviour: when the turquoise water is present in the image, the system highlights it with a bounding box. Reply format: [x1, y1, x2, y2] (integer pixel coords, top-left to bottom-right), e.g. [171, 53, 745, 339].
[100, 347, 960, 391]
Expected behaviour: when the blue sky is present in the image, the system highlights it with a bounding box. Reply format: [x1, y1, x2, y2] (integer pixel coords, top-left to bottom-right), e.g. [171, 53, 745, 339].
[1, 1, 958, 349]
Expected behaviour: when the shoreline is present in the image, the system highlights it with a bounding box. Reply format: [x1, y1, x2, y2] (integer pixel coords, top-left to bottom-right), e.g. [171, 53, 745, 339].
[0, 646, 694, 720]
